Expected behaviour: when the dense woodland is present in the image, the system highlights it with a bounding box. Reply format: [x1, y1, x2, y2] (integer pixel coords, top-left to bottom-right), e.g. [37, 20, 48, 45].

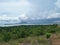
[0, 24, 59, 42]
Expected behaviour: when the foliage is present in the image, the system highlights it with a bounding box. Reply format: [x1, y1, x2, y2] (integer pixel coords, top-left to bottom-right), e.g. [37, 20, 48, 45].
[46, 33, 51, 39]
[0, 24, 59, 42]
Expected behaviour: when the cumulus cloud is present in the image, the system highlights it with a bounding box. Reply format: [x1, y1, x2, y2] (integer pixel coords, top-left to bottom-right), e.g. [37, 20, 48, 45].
[46, 0, 60, 19]
[55, 0, 60, 8]
[0, 13, 28, 21]
[0, 0, 31, 24]
[47, 12, 60, 18]
[0, 0, 31, 15]
[0, 15, 18, 20]
[0, 0, 30, 7]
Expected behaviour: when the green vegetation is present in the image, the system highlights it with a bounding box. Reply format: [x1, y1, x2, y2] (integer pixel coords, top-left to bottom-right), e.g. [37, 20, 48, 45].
[46, 33, 51, 39]
[0, 24, 60, 45]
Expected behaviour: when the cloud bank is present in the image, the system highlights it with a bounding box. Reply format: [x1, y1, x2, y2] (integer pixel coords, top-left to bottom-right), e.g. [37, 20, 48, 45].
[0, 0, 60, 24]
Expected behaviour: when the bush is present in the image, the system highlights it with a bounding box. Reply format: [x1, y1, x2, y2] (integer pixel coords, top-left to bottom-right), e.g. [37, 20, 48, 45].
[2, 33, 11, 42]
[49, 29, 56, 33]
[46, 33, 51, 39]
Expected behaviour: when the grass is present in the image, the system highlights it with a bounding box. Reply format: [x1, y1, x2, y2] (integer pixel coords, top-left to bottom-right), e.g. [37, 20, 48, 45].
[0, 35, 52, 45]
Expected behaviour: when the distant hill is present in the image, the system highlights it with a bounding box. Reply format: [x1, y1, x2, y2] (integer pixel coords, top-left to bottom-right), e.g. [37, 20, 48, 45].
[0, 18, 60, 26]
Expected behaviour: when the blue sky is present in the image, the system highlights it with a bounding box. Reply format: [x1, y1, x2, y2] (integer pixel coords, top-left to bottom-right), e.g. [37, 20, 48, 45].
[0, 0, 60, 24]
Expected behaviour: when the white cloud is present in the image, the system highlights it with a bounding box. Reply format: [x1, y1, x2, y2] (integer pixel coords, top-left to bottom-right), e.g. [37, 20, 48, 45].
[19, 14, 28, 20]
[0, 13, 29, 24]
[55, 0, 60, 8]
[0, 15, 19, 20]
[0, 13, 28, 22]
[0, 0, 30, 7]
[0, 0, 31, 24]
[47, 12, 60, 19]
[0, 0, 31, 15]
[46, 0, 60, 19]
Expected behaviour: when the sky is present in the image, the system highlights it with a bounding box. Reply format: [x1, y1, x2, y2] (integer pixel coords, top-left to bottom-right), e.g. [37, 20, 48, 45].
[0, 0, 60, 24]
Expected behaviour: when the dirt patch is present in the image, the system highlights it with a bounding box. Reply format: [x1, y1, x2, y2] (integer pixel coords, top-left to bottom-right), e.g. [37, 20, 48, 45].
[50, 34, 60, 45]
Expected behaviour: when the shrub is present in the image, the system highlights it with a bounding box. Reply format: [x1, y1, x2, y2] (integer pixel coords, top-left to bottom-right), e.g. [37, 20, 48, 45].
[49, 29, 56, 33]
[2, 33, 11, 42]
[46, 33, 51, 39]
